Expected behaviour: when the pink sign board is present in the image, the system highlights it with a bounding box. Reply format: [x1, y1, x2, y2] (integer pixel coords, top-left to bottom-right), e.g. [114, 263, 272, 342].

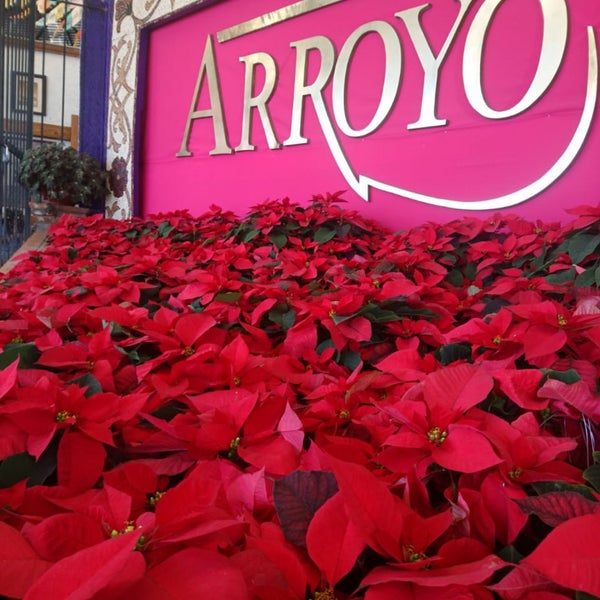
[140, 0, 599, 229]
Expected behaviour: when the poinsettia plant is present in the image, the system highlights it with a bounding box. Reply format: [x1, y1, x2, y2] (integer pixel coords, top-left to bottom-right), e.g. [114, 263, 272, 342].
[0, 195, 600, 599]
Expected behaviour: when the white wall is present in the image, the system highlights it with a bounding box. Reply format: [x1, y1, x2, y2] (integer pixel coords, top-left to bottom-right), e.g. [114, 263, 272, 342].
[33, 49, 79, 130]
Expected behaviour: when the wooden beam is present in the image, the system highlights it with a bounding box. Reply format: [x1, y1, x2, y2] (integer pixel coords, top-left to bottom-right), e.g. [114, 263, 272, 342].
[5, 39, 79, 57]
[34, 40, 80, 58]
[33, 122, 72, 142]
[4, 118, 76, 144]
[70, 114, 79, 149]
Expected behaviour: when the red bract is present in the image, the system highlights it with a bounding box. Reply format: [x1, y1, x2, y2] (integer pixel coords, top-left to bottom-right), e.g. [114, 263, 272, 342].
[382, 364, 502, 474]
[510, 300, 600, 365]
[78, 264, 155, 305]
[492, 369, 547, 411]
[538, 377, 600, 421]
[522, 513, 600, 597]
[446, 308, 526, 362]
[23, 531, 146, 600]
[149, 473, 246, 549]
[330, 458, 452, 565]
[481, 412, 580, 486]
[128, 547, 249, 599]
[0, 521, 51, 598]
[0, 199, 599, 599]
[306, 491, 365, 586]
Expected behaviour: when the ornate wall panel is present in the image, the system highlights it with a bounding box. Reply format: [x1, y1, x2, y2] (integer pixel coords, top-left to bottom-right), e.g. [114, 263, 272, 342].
[106, 0, 212, 218]
[105, 1, 599, 227]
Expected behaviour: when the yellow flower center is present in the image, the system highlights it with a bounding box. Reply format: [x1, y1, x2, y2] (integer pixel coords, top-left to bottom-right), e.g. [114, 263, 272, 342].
[56, 410, 77, 425]
[557, 314, 567, 327]
[426, 427, 447, 446]
[508, 467, 523, 480]
[111, 521, 136, 537]
[183, 346, 194, 357]
[228, 436, 241, 458]
[110, 522, 146, 550]
[403, 544, 427, 563]
[148, 491, 166, 507]
[314, 590, 337, 600]
[492, 334, 502, 346]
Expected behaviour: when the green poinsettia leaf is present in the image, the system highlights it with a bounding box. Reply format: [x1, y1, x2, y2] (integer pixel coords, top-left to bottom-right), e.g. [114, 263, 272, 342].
[330, 311, 359, 325]
[568, 233, 600, 265]
[482, 297, 510, 316]
[576, 592, 600, 600]
[151, 401, 187, 421]
[268, 305, 296, 330]
[214, 292, 241, 303]
[0, 453, 36, 488]
[531, 481, 597, 501]
[70, 373, 103, 397]
[436, 343, 473, 366]
[463, 262, 478, 281]
[27, 435, 59, 486]
[317, 338, 335, 354]
[445, 269, 464, 287]
[338, 350, 361, 370]
[583, 464, 600, 494]
[575, 592, 600, 600]
[541, 368, 581, 384]
[242, 228, 260, 243]
[269, 229, 288, 250]
[545, 267, 576, 284]
[497, 545, 523, 563]
[0, 343, 40, 370]
[336, 223, 351, 237]
[64, 286, 90, 297]
[358, 299, 435, 324]
[360, 305, 401, 323]
[529, 244, 548, 271]
[575, 267, 598, 288]
[157, 221, 175, 238]
[313, 227, 336, 244]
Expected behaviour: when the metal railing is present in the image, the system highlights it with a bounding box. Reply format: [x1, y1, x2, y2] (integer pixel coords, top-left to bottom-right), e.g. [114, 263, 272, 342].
[1, 0, 35, 264]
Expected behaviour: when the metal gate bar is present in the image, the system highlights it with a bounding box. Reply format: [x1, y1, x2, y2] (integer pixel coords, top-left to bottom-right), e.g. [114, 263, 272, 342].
[1, 0, 35, 264]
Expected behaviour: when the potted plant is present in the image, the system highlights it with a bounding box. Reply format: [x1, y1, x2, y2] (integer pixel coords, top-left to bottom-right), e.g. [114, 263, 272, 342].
[19, 143, 109, 228]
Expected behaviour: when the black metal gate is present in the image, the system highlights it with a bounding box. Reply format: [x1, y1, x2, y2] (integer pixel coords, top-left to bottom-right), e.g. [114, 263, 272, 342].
[0, 0, 35, 263]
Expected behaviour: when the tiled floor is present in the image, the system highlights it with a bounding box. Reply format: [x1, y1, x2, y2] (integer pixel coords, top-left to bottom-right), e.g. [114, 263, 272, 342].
[0, 230, 48, 274]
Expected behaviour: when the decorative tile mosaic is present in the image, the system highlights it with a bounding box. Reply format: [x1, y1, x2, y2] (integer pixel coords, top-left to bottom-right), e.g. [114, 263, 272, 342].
[106, 0, 210, 218]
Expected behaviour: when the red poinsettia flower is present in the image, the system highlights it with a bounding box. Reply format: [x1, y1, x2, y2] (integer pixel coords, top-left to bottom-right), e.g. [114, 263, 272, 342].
[510, 300, 600, 365]
[446, 307, 527, 361]
[0, 199, 599, 599]
[381, 364, 502, 475]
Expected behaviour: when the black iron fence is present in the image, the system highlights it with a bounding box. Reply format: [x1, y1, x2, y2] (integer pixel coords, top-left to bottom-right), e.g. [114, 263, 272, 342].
[0, 0, 35, 264]
[1, 1, 86, 263]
